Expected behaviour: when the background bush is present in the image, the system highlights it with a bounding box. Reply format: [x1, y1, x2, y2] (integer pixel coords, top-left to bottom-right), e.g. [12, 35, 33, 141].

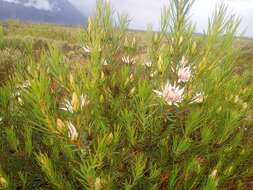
[1, 0, 253, 189]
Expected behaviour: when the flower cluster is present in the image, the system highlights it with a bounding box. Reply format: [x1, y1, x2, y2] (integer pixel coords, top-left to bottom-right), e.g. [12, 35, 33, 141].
[122, 56, 135, 64]
[60, 93, 88, 113]
[83, 45, 101, 54]
[14, 80, 31, 105]
[154, 56, 204, 106]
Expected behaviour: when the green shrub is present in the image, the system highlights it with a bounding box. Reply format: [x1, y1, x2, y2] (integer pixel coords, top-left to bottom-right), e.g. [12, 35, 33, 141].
[1, 0, 253, 189]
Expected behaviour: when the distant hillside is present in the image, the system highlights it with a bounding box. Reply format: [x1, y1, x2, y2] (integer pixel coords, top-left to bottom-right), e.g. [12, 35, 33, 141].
[0, 0, 87, 25]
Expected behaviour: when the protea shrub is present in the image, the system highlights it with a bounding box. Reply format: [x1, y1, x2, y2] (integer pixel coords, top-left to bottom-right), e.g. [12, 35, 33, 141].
[1, 0, 253, 189]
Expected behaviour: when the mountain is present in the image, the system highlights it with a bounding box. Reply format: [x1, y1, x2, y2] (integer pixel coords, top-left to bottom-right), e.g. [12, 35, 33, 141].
[0, 0, 87, 25]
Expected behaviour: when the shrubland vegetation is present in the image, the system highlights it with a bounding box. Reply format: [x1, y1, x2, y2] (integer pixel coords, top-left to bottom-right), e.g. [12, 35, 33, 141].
[1, 0, 253, 189]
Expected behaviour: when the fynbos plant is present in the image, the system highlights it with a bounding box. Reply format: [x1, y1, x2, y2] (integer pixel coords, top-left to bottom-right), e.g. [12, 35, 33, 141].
[1, 0, 253, 189]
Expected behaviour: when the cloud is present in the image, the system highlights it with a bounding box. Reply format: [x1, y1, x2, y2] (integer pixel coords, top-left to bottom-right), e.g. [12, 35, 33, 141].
[1, 0, 57, 11]
[23, 0, 54, 11]
[2, 0, 19, 3]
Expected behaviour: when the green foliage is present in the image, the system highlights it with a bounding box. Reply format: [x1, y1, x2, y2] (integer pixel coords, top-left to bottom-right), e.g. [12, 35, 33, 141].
[1, 0, 253, 189]
[5, 126, 19, 152]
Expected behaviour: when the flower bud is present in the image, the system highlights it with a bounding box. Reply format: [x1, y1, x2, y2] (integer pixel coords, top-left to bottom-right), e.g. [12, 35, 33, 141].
[129, 87, 136, 97]
[132, 37, 136, 48]
[100, 95, 104, 104]
[0, 177, 8, 189]
[101, 71, 105, 81]
[211, 169, 218, 178]
[71, 92, 79, 111]
[57, 118, 65, 133]
[192, 41, 197, 53]
[106, 133, 113, 144]
[124, 78, 130, 87]
[157, 55, 163, 73]
[242, 102, 248, 110]
[88, 17, 92, 33]
[179, 36, 183, 46]
[95, 177, 102, 190]
[69, 74, 75, 87]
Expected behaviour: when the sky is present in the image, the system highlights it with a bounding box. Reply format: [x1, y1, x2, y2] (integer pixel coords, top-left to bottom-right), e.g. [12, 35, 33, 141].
[69, 0, 253, 37]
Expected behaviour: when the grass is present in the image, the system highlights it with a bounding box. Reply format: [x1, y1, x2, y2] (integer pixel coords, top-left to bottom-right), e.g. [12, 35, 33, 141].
[1, 19, 253, 73]
[0, 20, 82, 43]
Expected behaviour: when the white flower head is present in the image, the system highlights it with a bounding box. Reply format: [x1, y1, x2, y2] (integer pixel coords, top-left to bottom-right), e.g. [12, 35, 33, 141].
[14, 90, 21, 97]
[211, 169, 218, 178]
[177, 56, 191, 83]
[67, 122, 78, 141]
[83, 45, 91, 53]
[178, 66, 191, 83]
[61, 94, 88, 113]
[191, 92, 204, 104]
[154, 82, 184, 106]
[17, 97, 24, 105]
[80, 94, 88, 110]
[144, 61, 152, 68]
[60, 100, 74, 113]
[150, 71, 158, 78]
[12, 89, 23, 105]
[22, 80, 31, 88]
[180, 56, 188, 66]
[0, 117, 3, 123]
[102, 59, 108, 66]
[122, 56, 135, 64]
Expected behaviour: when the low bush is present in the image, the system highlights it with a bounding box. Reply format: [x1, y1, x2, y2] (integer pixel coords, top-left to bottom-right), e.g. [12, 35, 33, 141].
[0, 48, 21, 84]
[1, 0, 253, 189]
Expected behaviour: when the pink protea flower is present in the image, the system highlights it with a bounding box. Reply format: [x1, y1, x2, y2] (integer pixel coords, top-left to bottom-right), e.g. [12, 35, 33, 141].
[154, 82, 184, 106]
[177, 66, 191, 83]
[177, 56, 191, 83]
